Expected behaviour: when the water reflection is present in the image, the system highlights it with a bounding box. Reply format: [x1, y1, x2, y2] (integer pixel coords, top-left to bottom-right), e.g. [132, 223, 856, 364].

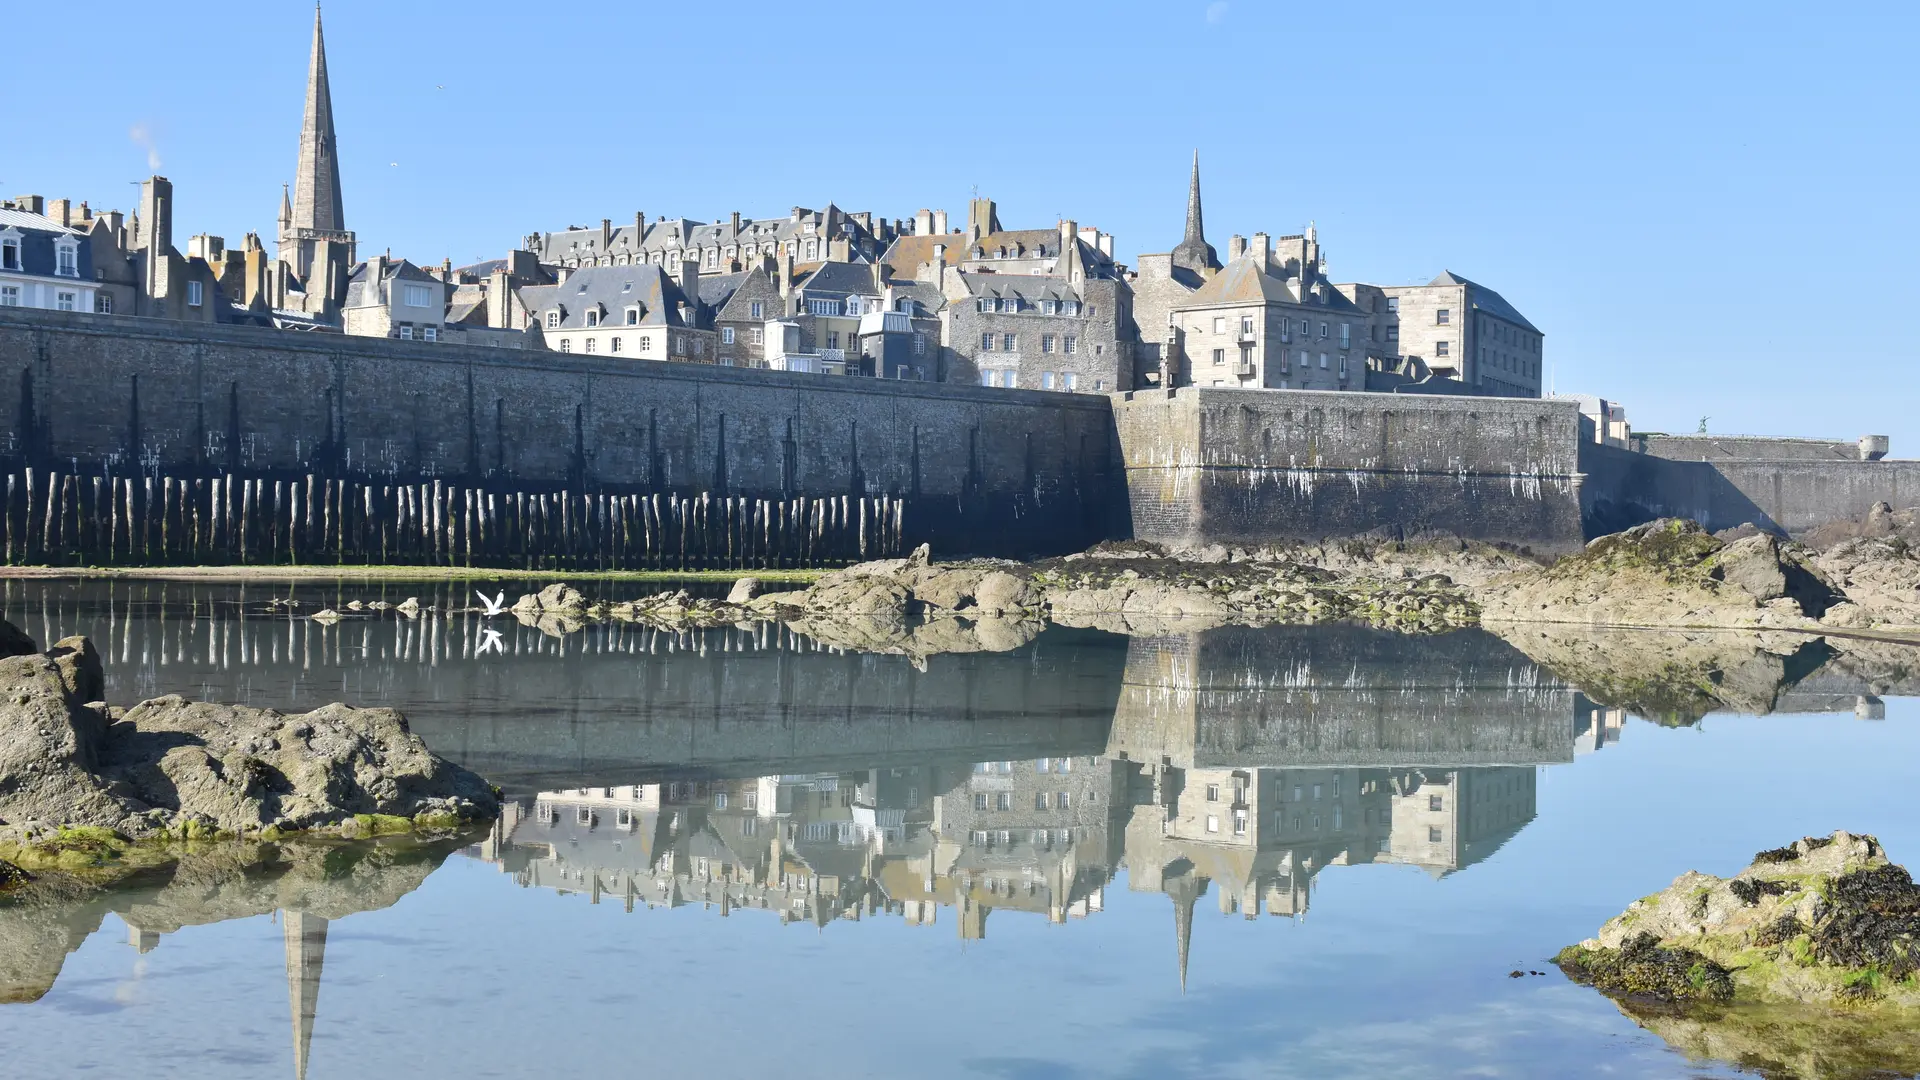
[2, 578, 1913, 1080]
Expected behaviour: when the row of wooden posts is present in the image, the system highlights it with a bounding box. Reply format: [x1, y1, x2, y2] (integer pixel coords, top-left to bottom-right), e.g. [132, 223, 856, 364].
[0, 468, 908, 569]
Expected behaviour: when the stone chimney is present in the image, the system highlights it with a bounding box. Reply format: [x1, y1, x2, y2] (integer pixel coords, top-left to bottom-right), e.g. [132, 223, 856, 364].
[678, 260, 700, 320]
[366, 253, 386, 304]
[47, 199, 71, 227]
[730, 210, 741, 235]
[1058, 219, 1077, 261]
[914, 209, 932, 236]
[932, 209, 948, 235]
[1251, 232, 1271, 267]
[600, 218, 613, 252]
[15, 195, 44, 216]
[487, 268, 512, 328]
[1228, 234, 1247, 261]
[778, 249, 794, 302]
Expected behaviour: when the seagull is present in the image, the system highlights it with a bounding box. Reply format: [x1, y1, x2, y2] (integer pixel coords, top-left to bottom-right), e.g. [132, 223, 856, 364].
[390, 162, 400, 167]
[477, 627, 505, 655]
[475, 589, 508, 616]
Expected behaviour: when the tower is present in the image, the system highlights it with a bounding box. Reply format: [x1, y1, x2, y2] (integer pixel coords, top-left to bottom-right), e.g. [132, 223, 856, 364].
[283, 910, 329, 1080]
[1170, 150, 1221, 277]
[277, 4, 356, 317]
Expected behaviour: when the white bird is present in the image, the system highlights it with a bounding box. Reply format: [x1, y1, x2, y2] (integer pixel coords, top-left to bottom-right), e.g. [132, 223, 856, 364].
[477, 627, 505, 656]
[475, 590, 508, 616]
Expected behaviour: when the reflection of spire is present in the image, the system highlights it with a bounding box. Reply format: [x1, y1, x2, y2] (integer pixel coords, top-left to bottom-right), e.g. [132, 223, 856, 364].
[1173, 890, 1194, 993]
[283, 910, 329, 1080]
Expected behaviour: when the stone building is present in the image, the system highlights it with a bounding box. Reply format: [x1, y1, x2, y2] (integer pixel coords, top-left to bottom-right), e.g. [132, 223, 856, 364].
[944, 269, 1132, 391]
[1167, 232, 1371, 391]
[2, 184, 238, 324]
[0, 204, 96, 315]
[1368, 272, 1544, 397]
[529, 203, 899, 276]
[342, 256, 447, 340]
[272, 6, 356, 322]
[521, 262, 715, 361]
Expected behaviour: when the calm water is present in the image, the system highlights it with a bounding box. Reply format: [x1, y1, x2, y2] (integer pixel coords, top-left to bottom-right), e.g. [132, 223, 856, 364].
[1, 578, 1917, 1079]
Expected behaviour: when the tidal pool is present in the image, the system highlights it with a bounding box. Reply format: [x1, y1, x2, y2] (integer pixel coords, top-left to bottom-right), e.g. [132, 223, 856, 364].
[1, 578, 1916, 1079]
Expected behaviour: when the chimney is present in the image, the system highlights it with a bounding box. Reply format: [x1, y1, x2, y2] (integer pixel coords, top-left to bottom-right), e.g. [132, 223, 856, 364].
[730, 210, 741, 235]
[932, 209, 948, 234]
[778, 249, 793, 301]
[914, 209, 932, 236]
[678, 260, 700, 320]
[1251, 232, 1271, 267]
[16, 195, 44, 216]
[1058, 219, 1076, 261]
[1098, 232, 1114, 258]
[48, 199, 71, 227]
[600, 218, 613, 251]
[487, 269, 512, 329]
[1228, 234, 1247, 261]
[366, 253, 386, 302]
[634, 210, 645, 236]
[926, 243, 947, 287]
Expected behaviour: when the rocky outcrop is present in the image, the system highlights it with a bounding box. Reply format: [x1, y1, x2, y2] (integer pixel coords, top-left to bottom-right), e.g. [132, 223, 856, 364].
[1479, 519, 1846, 631]
[0, 627, 497, 844]
[1557, 831, 1920, 1010]
[0, 834, 460, 1004]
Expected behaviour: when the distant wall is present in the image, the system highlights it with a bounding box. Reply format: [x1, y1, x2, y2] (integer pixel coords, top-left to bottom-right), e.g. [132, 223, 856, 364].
[0, 308, 1121, 557]
[1581, 442, 1920, 537]
[1112, 386, 1587, 553]
[1633, 433, 1886, 463]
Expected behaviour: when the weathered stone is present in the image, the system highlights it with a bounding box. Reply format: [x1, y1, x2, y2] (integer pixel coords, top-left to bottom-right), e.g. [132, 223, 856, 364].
[0, 619, 37, 659]
[394, 596, 422, 618]
[726, 577, 764, 604]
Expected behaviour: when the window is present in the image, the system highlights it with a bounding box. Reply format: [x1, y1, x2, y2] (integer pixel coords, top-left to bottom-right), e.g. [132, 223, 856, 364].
[638, 335, 651, 351]
[826, 332, 839, 350]
[56, 243, 77, 277]
[750, 328, 763, 345]
[1297, 349, 1307, 371]
[585, 337, 597, 354]
[1428, 826, 1444, 843]
[1313, 784, 1324, 800]
[749, 300, 763, 319]
[0, 286, 13, 307]
[559, 339, 571, 352]
[721, 327, 735, 344]
[1332, 775, 1342, 798]
[1064, 373, 1078, 390]
[399, 326, 415, 341]
[1435, 308, 1450, 325]
[1337, 355, 1347, 379]
[913, 332, 926, 355]
[187, 281, 203, 307]
[1212, 317, 1226, 333]
[611, 337, 623, 353]
[1239, 346, 1253, 370]
[625, 309, 638, 326]
[403, 283, 433, 307]
[1435, 340, 1450, 358]
[1319, 352, 1328, 369]
[585, 310, 599, 328]
[94, 293, 111, 314]
[1298, 318, 1310, 337]
[0, 238, 17, 270]
[1205, 784, 1220, 802]
[1001, 333, 1016, 351]
[980, 371, 994, 386]
[975, 792, 989, 810]
[1206, 815, 1219, 834]
[1041, 334, 1055, 354]
[1042, 371, 1056, 389]
[1035, 792, 1049, 811]
[1387, 326, 1398, 341]
[1211, 348, 1225, 366]
[1057, 792, 1071, 810]
[546, 311, 560, 329]
[1318, 321, 1328, 339]
[1233, 809, 1248, 835]
[996, 792, 1012, 811]
[1004, 296, 1020, 313]
[977, 298, 992, 313]
[808, 299, 838, 316]
[1063, 335, 1076, 354]
[1429, 794, 1444, 811]
[423, 326, 438, 342]
[56, 291, 76, 311]
[1339, 323, 1350, 348]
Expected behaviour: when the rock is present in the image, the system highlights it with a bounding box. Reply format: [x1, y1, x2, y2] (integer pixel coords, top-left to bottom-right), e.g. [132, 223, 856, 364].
[1819, 602, 1874, 628]
[0, 638, 497, 840]
[0, 619, 37, 659]
[1713, 534, 1789, 602]
[905, 542, 932, 569]
[1868, 500, 1897, 536]
[1558, 831, 1920, 1010]
[309, 608, 343, 623]
[394, 597, 422, 618]
[345, 600, 365, 611]
[0, 858, 28, 891]
[726, 577, 764, 604]
[805, 577, 911, 618]
[511, 583, 587, 616]
[366, 601, 392, 611]
[973, 571, 1038, 615]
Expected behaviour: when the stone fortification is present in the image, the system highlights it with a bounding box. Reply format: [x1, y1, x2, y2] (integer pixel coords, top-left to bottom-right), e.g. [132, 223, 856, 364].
[1113, 386, 1587, 554]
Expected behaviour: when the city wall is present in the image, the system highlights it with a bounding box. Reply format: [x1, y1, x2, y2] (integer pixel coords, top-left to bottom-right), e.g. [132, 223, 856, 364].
[1580, 441, 1920, 537]
[0, 309, 1120, 559]
[1112, 387, 1588, 554]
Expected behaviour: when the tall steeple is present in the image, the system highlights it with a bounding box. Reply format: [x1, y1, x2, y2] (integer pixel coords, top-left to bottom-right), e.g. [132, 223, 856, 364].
[291, 4, 346, 237]
[1170, 150, 1220, 276]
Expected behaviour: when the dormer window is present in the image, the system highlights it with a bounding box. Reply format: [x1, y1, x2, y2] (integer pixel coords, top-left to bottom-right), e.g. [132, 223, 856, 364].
[625, 308, 639, 325]
[55, 240, 78, 278]
[622, 281, 633, 293]
[585, 309, 599, 328]
[1, 235, 21, 271]
[546, 311, 560, 329]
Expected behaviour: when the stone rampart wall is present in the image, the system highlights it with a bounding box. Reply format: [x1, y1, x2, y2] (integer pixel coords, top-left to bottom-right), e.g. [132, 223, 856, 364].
[1580, 442, 1920, 537]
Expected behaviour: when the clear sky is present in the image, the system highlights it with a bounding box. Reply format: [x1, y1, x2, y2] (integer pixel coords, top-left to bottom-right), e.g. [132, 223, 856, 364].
[6, 1, 1914, 449]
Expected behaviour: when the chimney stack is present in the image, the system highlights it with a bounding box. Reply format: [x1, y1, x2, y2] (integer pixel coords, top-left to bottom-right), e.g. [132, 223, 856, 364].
[778, 249, 793, 302]
[678, 260, 700, 319]
[47, 199, 71, 227]
[1251, 232, 1271, 267]
[914, 209, 932, 236]
[601, 218, 613, 252]
[730, 210, 741, 235]
[1058, 219, 1077, 261]
[1228, 234, 1247, 261]
[932, 209, 948, 234]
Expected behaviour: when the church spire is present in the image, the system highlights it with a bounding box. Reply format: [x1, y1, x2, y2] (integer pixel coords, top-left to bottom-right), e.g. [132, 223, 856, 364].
[291, 4, 346, 237]
[283, 911, 329, 1080]
[1170, 149, 1220, 275]
[1173, 889, 1195, 993]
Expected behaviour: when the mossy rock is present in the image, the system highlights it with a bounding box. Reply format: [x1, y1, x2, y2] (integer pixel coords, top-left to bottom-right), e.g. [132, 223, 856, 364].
[0, 858, 29, 891]
[1556, 932, 1735, 1005]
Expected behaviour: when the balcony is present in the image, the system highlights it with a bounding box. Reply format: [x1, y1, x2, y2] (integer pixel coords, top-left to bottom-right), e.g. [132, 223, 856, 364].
[1234, 360, 1257, 377]
[1236, 329, 1258, 344]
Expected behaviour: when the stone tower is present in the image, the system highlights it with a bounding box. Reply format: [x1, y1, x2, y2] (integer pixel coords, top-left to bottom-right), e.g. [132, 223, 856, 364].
[283, 910, 329, 1080]
[276, 4, 355, 318]
[1170, 150, 1220, 277]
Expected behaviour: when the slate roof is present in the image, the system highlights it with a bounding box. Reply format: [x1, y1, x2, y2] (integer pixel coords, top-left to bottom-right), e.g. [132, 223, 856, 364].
[1431, 271, 1539, 333]
[954, 272, 1085, 303]
[696, 270, 748, 309]
[535, 264, 694, 331]
[880, 233, 962, 279]
[0, 208, 83, 236]
[343, 259, 441, 308]
[797, 260, 878, 297]
[1177, 255, 1367, 315]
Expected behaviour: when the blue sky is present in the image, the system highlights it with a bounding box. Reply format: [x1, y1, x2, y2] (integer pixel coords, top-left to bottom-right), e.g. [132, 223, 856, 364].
[6, 1, 1914, 448]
